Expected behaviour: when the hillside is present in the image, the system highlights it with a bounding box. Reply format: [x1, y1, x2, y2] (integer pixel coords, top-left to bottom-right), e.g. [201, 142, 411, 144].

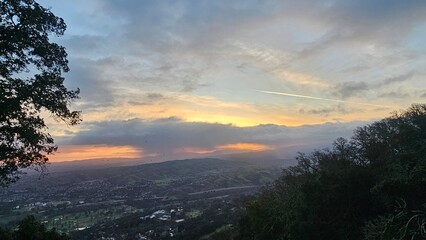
[0, 157, 288, 239]
[238, 104, 426, 240]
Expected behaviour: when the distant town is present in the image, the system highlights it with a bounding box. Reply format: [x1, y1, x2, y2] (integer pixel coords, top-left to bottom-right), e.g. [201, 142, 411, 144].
[0, 158, 284, 239]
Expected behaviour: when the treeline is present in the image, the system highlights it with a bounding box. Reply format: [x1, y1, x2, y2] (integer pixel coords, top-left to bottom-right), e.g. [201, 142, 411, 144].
[237, 104, 426, 240]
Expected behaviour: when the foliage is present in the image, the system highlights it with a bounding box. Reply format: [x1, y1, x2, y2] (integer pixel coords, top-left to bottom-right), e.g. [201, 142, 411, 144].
[238, 104, 426, 240]
[0, 0, 80, 185]
[364, 201, 426, 240]
[0, 215, 70, 240]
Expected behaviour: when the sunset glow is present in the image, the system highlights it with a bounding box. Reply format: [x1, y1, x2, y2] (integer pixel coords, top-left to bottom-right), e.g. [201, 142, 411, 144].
[217, 143, 273, 152]
[178, 143, 273, 155]
[37, 0, 426, 162]
[2, 1, 426, 239]
[50, 145, 143, 162]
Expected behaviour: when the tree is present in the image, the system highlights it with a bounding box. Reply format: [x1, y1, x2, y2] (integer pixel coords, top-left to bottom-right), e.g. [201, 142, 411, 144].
[238, 104, 426, 240]
[0, 0, 80, 185]
[0, 215, 70, 240]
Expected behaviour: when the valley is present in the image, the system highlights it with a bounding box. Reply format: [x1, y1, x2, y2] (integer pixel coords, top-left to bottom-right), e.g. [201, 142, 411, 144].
[0, 157, 291, 239]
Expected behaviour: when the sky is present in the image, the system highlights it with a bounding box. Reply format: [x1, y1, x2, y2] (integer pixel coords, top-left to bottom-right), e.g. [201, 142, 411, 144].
[37, 0, 426, 162]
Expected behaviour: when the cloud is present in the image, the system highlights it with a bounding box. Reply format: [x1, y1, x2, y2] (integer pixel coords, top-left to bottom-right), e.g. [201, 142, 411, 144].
[39, 0, 426, 138]
[146, 93, 165, 101]
[379, 91, 410, 99]
[99, 1, 287, 52]
[127, 93, 169, 106]
[56, 118, 365, 161]
[379, 72, 415, 86]
[298, 0, 426, 57]
[52, 145, 143, 162]
[65, 58, 116, 110]
[181, 79, 208, 92]
[334, 81, 369, 99]
[64, 35, 107, 55]
[300, 104, 359, 117]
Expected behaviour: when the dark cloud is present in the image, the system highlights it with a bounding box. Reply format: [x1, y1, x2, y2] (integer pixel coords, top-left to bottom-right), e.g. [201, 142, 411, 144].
[64, 35, 106, 54]
[146, 93, 165, 101]
[378, 91, 410, 99]
[65, 58, 116, 110]
[341, 1, 426, 40]
[59, 118, 364, 160]
[334, 81, 369, 99]
[127, 93, 169, 106]
[380, 72, 415, 86]
[297, 0, 426, 59]
[300, 104, 358, 117]
[101, 0, 426, 51]
[181, 80, 208, 92]
[100, 0, 287, 52]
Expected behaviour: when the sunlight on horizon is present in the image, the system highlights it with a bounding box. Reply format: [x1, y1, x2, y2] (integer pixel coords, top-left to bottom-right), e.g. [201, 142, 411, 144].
[37, 0, 426, 162]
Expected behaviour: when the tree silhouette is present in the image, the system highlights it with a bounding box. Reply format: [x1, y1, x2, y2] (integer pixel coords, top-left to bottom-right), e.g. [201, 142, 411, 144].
[238, 104, 426, 240]
[0, 0, 80, 185]
[0, 215, 69, 240]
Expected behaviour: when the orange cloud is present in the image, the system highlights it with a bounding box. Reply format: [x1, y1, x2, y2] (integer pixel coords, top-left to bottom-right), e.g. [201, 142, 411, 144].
[49, 145, 143, 162]
[178, 143, 273, 155]
[179, 147, 217, 154]
[217, 143, 273, 151]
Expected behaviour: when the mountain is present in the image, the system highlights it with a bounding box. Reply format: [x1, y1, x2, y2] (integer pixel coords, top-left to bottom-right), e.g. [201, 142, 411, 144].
[46, 158, 147, 172]
[18, 157, 290, 188]
[44, 150, 295, 173]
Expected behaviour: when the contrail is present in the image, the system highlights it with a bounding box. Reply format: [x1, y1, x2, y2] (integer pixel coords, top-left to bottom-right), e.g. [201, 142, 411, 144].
[257, 90, 394, 108]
